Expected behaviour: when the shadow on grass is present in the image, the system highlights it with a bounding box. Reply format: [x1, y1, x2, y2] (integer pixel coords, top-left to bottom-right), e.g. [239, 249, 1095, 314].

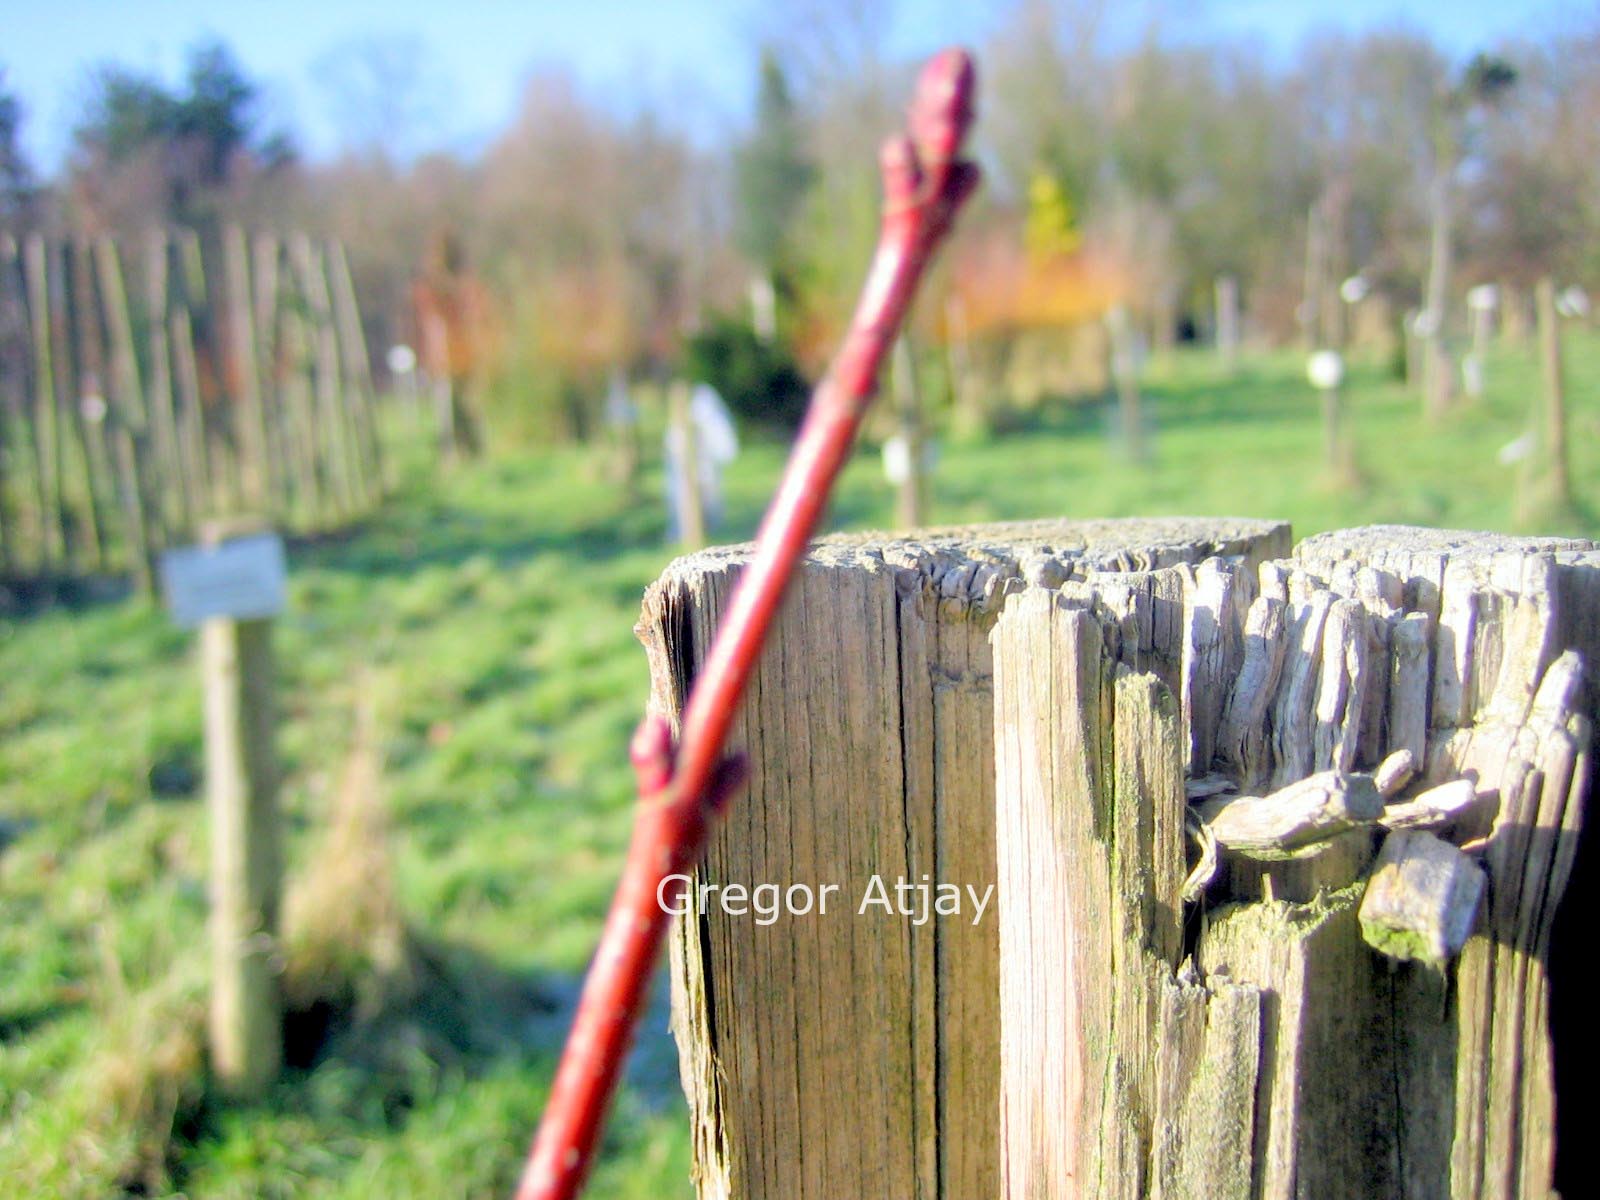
[173, 933, 684, 1188]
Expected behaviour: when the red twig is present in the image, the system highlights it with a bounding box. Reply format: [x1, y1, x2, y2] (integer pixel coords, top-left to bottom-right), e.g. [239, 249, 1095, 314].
[516, 49, 979, 1200]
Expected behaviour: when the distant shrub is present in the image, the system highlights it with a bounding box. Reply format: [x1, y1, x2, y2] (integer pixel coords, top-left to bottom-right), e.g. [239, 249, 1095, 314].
[680, 316, 811, 433]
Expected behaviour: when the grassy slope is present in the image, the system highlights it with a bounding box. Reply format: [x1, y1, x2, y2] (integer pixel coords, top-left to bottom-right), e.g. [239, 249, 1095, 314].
[1, 337, 1595, 1197]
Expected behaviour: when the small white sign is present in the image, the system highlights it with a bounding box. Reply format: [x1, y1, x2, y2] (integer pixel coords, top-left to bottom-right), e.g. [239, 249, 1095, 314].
[161, 534, 288, 627]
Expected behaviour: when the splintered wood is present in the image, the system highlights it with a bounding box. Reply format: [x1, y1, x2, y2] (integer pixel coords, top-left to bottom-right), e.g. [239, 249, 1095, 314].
[996, 525, 1596, 1199]
[640, 521, 1594, 1200]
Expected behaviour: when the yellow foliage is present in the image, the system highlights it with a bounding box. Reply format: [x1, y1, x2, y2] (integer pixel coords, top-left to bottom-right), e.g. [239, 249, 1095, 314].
[946, 222, 1130, 339]
[1025, 173, 1083, 262]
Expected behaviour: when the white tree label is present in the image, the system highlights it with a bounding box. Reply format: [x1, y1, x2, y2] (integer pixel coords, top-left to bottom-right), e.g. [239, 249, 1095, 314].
[161, 533, 287, 626]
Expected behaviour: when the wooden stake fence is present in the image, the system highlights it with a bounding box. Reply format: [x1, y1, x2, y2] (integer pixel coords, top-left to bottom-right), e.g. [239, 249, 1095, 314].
[0, 228, 393, 590]
[642, 519, 1596, 1200]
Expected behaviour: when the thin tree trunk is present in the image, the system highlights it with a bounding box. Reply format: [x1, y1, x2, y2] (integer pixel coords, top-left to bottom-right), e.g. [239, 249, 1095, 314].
[144, 230, 192, 538]
[327, 240, 384, 501]
[1107, 304, 1145, 462]
[1422, 159, 1456, 422]
[21, 234, 66, 571]
[95, 236, 158, 589]
[1535, 277, 1572, 513]
[667, 381, 705, 550]
[1215, 275, 1240, 371]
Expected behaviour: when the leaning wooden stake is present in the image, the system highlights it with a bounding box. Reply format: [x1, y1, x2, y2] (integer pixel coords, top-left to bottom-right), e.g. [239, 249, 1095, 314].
[224, 225, 272, 510]
[21, 234, 66, 571]
[96, 236, 158, 591]
[327, 239, 385, 503]
[516, 49, 980, 1200]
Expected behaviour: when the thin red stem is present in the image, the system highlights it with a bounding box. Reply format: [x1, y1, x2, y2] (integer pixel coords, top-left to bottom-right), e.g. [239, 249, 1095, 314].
[516, 48, 978, 1200]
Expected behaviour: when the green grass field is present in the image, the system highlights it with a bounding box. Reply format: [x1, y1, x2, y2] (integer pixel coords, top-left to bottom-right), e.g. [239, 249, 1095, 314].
[2, 336, 1595, 1197]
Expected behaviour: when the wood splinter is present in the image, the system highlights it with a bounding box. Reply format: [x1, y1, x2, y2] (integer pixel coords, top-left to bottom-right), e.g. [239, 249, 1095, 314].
[1359, 829, 1486, 965]
[1198, 769, 1384, 860]
[1373, 748, 1415, 798]
[1379, 777, 1490, 832]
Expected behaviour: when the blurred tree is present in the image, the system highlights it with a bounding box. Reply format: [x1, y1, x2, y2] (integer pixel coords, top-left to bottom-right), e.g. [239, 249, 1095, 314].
[1419, 51, 1517, 419]
[0, 68, 36, 227]
[680, 314, 810, 432]
[734, 50, 814, 336]
[69, 39, 294, 231]
[312, 34, 448, 163]
[1466, 36, 1600, 291]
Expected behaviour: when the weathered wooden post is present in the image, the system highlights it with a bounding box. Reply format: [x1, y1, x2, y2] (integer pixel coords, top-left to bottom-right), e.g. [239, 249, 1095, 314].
[639, 517, 1290, 1199]
[253, 233, 295, 516]
[644, 519, 1595, 1200]
[224, 224, 272, 511]
[162, 519, 288, 1098]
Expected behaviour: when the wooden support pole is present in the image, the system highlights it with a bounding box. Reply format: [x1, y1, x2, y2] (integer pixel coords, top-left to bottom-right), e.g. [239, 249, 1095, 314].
[144, 230, 193, 537]
[178, 229, 237, 514]
[667, 381, 705, 550]
[223, 225, 272, 511]
[21, 233, 66, 571]
[62, 240, 115, 570]
[171, 303, 214, 525]
[95, 236, 158, 591]
[327, 239, 385, 502]
[288, 233, 357, 521]
[890, 337, 927, 530]
[277, 282, 325, 529]
[1215, 274, 1240, 371]
[250, 233, 298, 522]
[1106, 303, 1145, 462]
[312, 240, 368, 511]
[1535, 277, 1573, 513]
[0, 234, 20, 575]
[638, 518, 1290, 1200]
[200, 521, 283, 1098]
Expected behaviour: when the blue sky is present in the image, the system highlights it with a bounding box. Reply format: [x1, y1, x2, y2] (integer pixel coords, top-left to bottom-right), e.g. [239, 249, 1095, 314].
[0, 0, 1580, 172]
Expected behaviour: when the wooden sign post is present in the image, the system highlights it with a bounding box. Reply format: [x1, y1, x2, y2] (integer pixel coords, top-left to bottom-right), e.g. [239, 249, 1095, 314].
[162, 520, 287, 1097]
